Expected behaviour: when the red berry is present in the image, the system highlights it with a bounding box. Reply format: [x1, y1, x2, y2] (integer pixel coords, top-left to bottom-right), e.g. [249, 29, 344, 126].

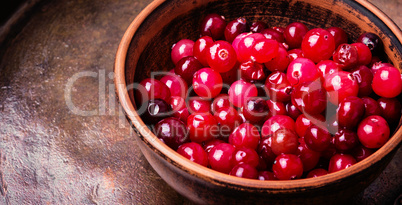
[208, 40, 238, 73]
[193, 68, 223, 98]
[357, 115, 390, 148]
[214, 107, 242, 137]
[301, 28, 336, 63]
[224, 17, 249, 43]
[291, 80, 327, 115]
[137, 78, 171, 105]
[250, 21, 268, 33]
[377, 97, 402, 125]
[177, 142, 209, 167]
[171, 39, 194, 65]
[211, 94, 232, 113]
[328, 154, 356, 173]
[193, 36, 214, 66]
[242, 97, 269, 124]
[350, 65, 373, 97]
[296, 140, 321, 171]
[199, 13, 226, 40]
[251, 38, 279, 63]
[333, 129, 359, 151]
[304, 124, 332, 152]
[258, 171, 277, 180]
[240, 60, 266, 82]
[272, 154, 304, 180]
[332, 44, 358, 70]
[327, 27, 348, 48]
[160, 73, 188, 99]
[287, 57, 319, 87]
[187, 112, 219, 143]
[372, 66, 402, 98]
[208, 143, 236, 173]
[228, 79, 258, 108]
[284, 22, 309, 49]
[316, 60, 342, 82]
[154, 117, 190, 150]
[237, 33, 265, 62]
[264, 46, 290, 72]
[324, 71, 359, 105]
[174, 56, 203, 85]
[229, 123, 261, 149]
[271, 128, 299, 155]
[232, 147, 260, 167]
[229, 163, 258, 179]
[265, 71, 292, 102]
[306, 168, 328, 178]
[337, 96, 365, 129]
[352, 42, 372, 66]
[261, 115, 295, 137]
[187, 97, 211, 114]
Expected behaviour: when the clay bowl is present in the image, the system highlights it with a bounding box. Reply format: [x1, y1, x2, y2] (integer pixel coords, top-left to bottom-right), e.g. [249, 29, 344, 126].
[114, 0, 402, 204]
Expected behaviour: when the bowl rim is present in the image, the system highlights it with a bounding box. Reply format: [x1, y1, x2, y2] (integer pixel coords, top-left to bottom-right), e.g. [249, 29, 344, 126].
[114, 0, 402, 191]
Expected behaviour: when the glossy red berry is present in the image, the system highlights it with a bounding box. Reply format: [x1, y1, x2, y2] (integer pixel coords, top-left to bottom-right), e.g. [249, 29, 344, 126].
[296, 140, 321, 171]
[169, 96, 190, 124]
[208, 143, 236, 173]
[284, 22, 309, 49]
[357, 115, 390, 148]
[306, 168, 328, 178]
[171, 39, 194, 65]
[154, 117, 189, 150]
[301, 28, 336, 63]
[199, 13, 226, 40]
[240, 60, 266, 82]
[357, 32, 383, 55]
[250, 21, 268, 33]
[271, 128, 299, 155]
[286, 102, 302, 121]
[287, 48, 304, 62]
[242, 97, 269, 124]
[265, 71, 292, 102]
[228, 79, 258, 108]
[208, 40, 238, 73]
[264, 46, 290, 72]
[266, 100, 287, 118]
[272, 154, 303, 180]
[203, 139, 225, 153]
[258, 171, 277, 180]
[324, 71, 359, 105]
[187, 97, 211, 114]
[261, 115, 295, 138]
[337, 96, 365, 129]
[229, 163, 258, 179]
[137, 78, 171, 105]
[377, 97, 402, 125]
[372, 66, 402, 98]
[294, 114, 325, 138]
[350, 65, 373, 97]
[142, 99, 172, 125]
[174, 56, 203, 85]
[193, 68, 223, 98]
[233, 147, 260, 167]
[250, 38, 279, 63]
[328, 154, 356, 173]
[351, 144, 374, 162]
[257, 137, 276, 166]
[362, 97, 382, 118]
[316, 60, 342, 82]
[214, 107, 242, 137]
[287, 57, 319, 87]
[211, 94, 232, 113]
[187, 112, 219, 143]
[224, 17, 249, 43]
[160, 73, 188, 99]
[229, 123, 261, 150]
[291, 80, 327, 115]
[352, 42, 372, 66]
[333, 129, 358, 151]
[304, 124, 331, 152]
[177, 142, 209, 167]
[237, 33, 265, 62]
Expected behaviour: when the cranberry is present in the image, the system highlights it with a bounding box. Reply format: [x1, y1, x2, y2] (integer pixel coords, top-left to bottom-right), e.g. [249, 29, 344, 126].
[237, 33, 265, 62]
[229, 123, 260, 149]
[266, 100, 287, 118]
[224, 17, 249, 43]
[326, 27, 348, 48]
[333, 129, 358, 151]
[372, 66, 402, 98]
[351, 144, 374, 162]
[207, 40, 238, 73]
[171, 39, 194, 65]
[304, 124, 331, 152]
[177, 142, 209, 167]
[232, 32, 251, 54]
[261, 115, 295, 137]
[160, 73, 188, 99]
[174, 56, 203, 85]
[287, 48, 304, 62]
[350, 65, 373, 97]
[137, 78, 171, 105]
[154, 117, 189, 150]
[326, 114, 341, 135]
[316, 60, 342, 81]
[251, 38, 279, 63]
[357, 115, 390, 148]
[229, 163, 258, 179]
[332, 43, 359, 70]
[193, 68, 223, 98]
[284, 22, 309, 49]
[328, 153, 356, 173]
[228, 79, 258, 108]
[362, 97, 382, 118]
[265, 71, 292, 102]
[199, 13, 226, 40]
[291, 80, 327, 115]
[193, 36, 214, 66]
[357, 32, 383, 55]
[187, 97, 211, 114]
[142, 99, 172, 124]
[243, 97, 269, 124]
[169, 96, 190, 124]
[286, 102, 302, 121]
[337, 96, 365, 129]
[378, 97, 402, 125]
[352, 42, 372, 66]
[211, 94, 230, 112]
[208, 143, 236, 173]
[324, 71, 359, 105]
[203, 139, 225, 153]
[321, 140, 338, 160]
[295, 114, 326, 138]
[296, 140, 321, 171]
[250, 21, 268, 33]
[233, 147, 260, 167]
[240, 60, 266, 82]
[258, 137, 275, 165]
[306, 168, 328, 178]
[271, 128, 299, 155]
[272, 154, 303, 180]
[272, 26, 285, 33]
[286, 57, 319, 87]
[301, 28, 336, 63]
[261, 28, 285, 43]
[258, 171, 277, 180]
[187, 112, 219, 143]
[214, 107, 242, 137]
[264, 46, 290, 72]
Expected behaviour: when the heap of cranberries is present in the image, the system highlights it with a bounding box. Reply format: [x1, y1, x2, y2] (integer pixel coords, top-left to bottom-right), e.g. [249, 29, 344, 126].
[137, 13, 402, 180]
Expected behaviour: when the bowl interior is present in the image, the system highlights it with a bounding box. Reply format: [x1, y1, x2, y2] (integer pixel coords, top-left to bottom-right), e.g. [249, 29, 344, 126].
[119, 0, 402, 189]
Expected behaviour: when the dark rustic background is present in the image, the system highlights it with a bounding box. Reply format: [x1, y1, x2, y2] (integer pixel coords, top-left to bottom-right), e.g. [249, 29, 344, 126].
[0, 0, 400, 204]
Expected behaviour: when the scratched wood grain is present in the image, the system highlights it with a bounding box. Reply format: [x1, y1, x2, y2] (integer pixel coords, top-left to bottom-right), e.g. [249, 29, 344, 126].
[0, 0, 400, 204]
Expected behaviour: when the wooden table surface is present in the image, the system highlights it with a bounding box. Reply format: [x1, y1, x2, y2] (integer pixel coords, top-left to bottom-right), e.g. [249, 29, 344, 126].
[0, 0, 400, 204]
